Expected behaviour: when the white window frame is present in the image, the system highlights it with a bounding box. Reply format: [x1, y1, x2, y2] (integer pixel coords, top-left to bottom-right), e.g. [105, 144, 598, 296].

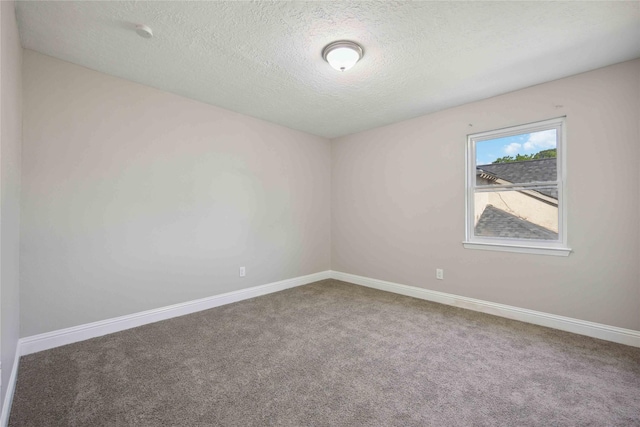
[463, 117, 571, 256]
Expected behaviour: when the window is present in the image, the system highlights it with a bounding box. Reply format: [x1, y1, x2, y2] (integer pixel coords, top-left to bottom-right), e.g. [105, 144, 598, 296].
[464, 117, 570, 256]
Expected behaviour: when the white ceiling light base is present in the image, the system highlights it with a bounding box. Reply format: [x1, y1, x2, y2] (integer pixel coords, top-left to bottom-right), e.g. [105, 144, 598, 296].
[135, 24, 153, 39]
[322, 40, 364, 72]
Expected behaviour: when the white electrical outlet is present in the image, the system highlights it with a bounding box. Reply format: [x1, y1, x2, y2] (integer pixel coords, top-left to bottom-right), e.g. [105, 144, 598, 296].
[239, 266, 246, 277]
[436, 268, 444, 280]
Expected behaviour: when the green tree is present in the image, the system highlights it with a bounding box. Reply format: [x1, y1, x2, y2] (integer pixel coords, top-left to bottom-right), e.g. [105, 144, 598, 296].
[533, 148, 557, 159]
[492, 148, 556, 164]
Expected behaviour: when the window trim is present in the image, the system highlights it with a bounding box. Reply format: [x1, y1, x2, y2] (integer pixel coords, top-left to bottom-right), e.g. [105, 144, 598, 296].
[463, 117, 571, 256]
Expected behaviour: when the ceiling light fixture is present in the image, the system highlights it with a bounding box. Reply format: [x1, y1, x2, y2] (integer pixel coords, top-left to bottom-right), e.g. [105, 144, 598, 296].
[322, 40, 364, 72]
[135, 24, 153, 39]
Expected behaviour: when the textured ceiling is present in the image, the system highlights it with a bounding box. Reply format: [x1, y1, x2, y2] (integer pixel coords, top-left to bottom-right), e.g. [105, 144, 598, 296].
[15, 1, 640, 139]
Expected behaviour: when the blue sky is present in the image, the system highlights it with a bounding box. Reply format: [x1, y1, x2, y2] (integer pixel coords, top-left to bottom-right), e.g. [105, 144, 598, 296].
[475, 129, 557, 165]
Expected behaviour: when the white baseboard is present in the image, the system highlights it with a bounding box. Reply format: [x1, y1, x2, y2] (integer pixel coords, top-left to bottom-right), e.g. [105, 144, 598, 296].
[331, 270, 640, 348]
[6, 268, 637, 425]
[0, 348, 21, 427]
[20, 270, 331, 356]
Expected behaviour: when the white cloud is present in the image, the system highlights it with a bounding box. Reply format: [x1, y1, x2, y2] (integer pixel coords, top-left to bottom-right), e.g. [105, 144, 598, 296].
[523, 129, 556, 151]
[503, 142, 521, 155]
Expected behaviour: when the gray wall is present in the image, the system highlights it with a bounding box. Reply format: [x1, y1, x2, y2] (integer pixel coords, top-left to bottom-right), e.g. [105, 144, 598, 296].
[18, 51, 640, 338]
[21, 51, 331, 337]
[1, 0, 23, 403]
[332, 59, 640, 331]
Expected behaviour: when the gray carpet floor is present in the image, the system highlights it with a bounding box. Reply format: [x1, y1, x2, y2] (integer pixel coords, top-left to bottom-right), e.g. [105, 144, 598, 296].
[9, 279, 640, 426]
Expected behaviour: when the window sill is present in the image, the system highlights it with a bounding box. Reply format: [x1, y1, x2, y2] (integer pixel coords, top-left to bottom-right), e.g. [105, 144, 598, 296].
[462, 241, 571, 257]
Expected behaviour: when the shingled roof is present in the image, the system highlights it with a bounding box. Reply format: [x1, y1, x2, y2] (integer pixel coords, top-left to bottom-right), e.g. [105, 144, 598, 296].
[475, 205, 558, 240]
[477, 158, 557, 199]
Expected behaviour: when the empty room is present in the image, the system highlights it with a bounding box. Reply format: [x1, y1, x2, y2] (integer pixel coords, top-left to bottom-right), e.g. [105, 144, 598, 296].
[1, 1, 639, 426]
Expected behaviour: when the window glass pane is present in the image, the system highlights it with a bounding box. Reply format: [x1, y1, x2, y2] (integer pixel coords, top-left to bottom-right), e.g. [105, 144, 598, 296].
[475, 129, 557, 186]
[474, 189, 558, 241]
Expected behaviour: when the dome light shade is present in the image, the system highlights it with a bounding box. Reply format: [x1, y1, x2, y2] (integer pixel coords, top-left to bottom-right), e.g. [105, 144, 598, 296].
[322, 41, 364, 72]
